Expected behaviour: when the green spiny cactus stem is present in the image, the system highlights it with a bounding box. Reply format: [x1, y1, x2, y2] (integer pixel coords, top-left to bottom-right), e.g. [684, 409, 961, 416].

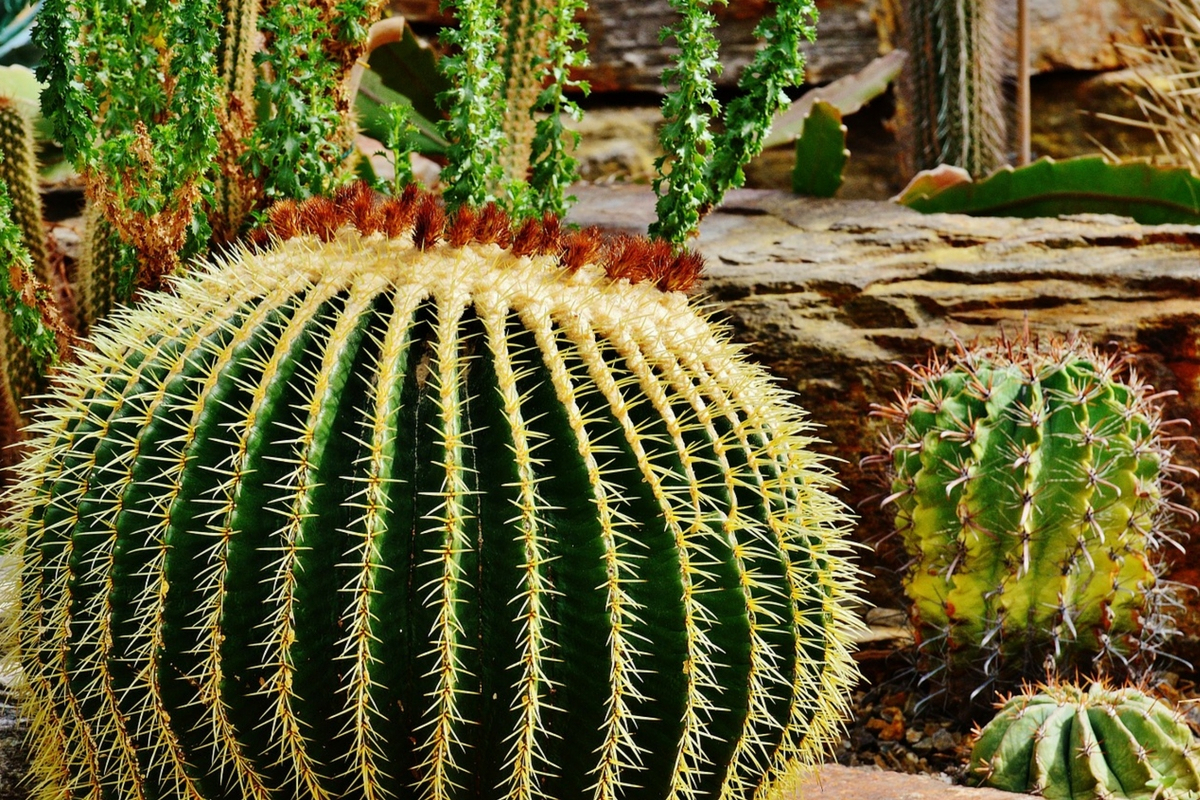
[209, 0, 264, 243]
[0, 95, 47, 424]
[7, 182, 863, 800]
[0, 95, 57, 442]
[969, 682, 1200, 800]
[874, 331, 1189, 696]
[76, 201, 135, 335]
[0, 96, 47, 276]
[893, 0, 1007, 177]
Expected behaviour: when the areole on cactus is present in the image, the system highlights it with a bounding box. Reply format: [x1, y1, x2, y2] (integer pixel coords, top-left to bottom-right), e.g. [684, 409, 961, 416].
[872, 330, 1191, 695]
[6, 183, 864, 800]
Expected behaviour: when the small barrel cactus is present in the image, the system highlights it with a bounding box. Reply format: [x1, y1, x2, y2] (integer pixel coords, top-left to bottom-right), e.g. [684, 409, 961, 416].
[6, 183, 863, 800]
[969, 682, 1200, 800]
[874, 331, 1188, 693]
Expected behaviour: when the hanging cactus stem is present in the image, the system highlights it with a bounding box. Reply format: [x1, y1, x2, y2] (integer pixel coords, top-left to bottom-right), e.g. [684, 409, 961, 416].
[6, 183, 864, 800]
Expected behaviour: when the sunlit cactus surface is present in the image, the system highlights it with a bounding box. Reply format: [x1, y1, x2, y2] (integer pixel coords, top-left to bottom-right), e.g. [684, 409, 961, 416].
[6, 184, 863, 800]
[969, 682, 1200, 800]
[876, 331, 1187, 695]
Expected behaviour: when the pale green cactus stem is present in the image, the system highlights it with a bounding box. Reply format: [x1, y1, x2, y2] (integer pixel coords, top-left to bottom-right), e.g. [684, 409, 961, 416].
[876, 331, 1188, 698]
[969, 682, 1200, 800]
[75, 201, 134, 334]
[6, 183, 863, 800]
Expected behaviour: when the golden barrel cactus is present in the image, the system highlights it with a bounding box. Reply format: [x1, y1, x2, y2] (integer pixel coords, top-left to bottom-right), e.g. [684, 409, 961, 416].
[6, 184, 862, 800]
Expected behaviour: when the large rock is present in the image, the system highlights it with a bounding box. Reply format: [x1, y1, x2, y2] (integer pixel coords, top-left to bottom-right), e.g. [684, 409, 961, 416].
[568, 184, 1200, 613]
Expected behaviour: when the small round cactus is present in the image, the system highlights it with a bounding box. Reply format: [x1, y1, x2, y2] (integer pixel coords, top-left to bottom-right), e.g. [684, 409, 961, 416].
[969, 682, 1200, 800]
[874, 331, 1189, 694]
[6, 183, 863, 800]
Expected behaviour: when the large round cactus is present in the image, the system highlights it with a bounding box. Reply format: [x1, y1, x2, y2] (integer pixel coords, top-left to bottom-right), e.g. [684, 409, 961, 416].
[875, 332, 1186, 692]
[969, 682, 1200, 800]
[5, 184, 863, 800]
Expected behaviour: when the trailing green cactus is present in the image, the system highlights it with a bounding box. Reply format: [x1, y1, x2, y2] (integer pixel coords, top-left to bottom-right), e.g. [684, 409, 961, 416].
[6, 184, 863, 800]
[874, 332, 1187, 696]
[969, 682, 1200, 800]
[892, 0, 1006, 177]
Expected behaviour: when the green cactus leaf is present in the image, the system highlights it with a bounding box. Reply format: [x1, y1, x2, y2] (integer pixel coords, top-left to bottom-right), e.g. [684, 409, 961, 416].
[791, 101, 848, 198]
[363, 21, 448, 126]
[356, 69, 448, 156]
[899, 156, 1200, 225]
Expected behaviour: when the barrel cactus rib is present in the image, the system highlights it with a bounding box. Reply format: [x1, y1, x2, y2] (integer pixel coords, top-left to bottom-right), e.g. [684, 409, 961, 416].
[10, 186, 862, 800]
[34, 302, 241, 800]
[259, 281, 379, 800]
[765, 414, 861, 782]
[412, 293, 475, 800]
[12, 307, 187, 800]
[174, 284, 305, 800]
[104, 304, 264, 800]
[336, 284, 424, 800]
[561, 317, 727, 800]
[667, 344, 855, 797]
[524, 311, 652, 799]
[630, 337, 785, 799]
[476, 298, 560, 800]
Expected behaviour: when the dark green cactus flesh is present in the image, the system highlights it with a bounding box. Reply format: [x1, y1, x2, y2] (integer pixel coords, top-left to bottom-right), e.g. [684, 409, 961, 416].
[969, 682, 1200, 800]
[879, 333, 1185, 692]
[6, 188, 863, 800]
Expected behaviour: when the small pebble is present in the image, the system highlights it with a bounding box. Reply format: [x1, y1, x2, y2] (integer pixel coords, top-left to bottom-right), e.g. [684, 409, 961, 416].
[931, 729, 956, 751]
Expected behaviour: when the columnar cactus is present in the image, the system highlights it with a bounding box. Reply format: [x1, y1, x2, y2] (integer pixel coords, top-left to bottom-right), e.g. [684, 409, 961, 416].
[892, 0, 1007, 177]
[0, 93, 50, 416]
[874, 332, 1186, 694]
[969, 682, 1200, 800]
[7, 184, 863, 800]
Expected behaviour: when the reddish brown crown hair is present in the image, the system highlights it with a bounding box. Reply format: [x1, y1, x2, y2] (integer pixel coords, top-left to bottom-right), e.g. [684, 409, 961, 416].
[251, 182, 705, 293]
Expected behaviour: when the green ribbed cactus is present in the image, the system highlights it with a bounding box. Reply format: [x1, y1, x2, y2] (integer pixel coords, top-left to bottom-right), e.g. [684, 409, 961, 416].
[875, 332, 1186, 695]
[969, 682, 1200, 800]
[6, 184, 863, 800]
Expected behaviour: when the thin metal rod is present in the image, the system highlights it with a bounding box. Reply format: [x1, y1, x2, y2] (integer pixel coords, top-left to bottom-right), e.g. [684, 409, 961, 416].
[1016, 0, 1031, 165]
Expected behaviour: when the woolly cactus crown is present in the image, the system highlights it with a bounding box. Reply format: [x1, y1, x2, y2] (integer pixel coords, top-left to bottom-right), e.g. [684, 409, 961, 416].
[7, 184, 863, 800]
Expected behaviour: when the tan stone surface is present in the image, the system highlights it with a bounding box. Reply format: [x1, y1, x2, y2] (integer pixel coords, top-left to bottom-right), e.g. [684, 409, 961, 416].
[798, 764, 1034, 800]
